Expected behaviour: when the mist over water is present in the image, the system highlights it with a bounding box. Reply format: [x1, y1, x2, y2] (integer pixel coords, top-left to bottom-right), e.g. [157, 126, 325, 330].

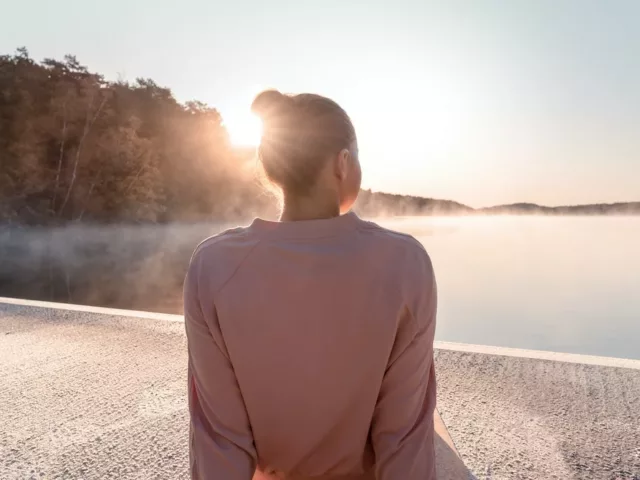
[0, 222, 232, 313]
[1, 216, 638, 360]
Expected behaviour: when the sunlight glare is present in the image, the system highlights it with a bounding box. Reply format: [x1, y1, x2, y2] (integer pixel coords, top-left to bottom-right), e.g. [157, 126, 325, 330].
[220, 85, 266, 147]
[224, 111, 263, 147]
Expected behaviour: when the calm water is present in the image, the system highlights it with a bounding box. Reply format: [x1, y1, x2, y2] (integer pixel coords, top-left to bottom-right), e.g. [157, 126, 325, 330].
[379, 216, 640, 360]
[2, 216, 639, 360]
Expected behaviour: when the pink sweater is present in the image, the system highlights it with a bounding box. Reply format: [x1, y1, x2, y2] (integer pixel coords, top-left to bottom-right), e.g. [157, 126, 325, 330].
[184, 212, 438, 480]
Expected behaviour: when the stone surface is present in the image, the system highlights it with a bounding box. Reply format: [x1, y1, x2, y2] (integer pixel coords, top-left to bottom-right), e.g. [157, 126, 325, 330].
[435, 349, 640, 480]
[2, 299, 639, 479]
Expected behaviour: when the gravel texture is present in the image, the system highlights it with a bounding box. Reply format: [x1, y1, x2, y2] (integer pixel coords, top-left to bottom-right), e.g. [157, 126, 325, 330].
[2, 299, 639, 480]
[436, 349, 640, 480]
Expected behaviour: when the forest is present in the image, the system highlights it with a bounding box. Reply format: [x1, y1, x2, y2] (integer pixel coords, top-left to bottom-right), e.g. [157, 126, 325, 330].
[1, 48, 465, 226]
[0, 48, 279, 225]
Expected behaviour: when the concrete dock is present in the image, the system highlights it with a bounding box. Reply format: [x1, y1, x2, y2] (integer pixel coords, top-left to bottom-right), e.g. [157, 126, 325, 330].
[1, 298, 639, 479]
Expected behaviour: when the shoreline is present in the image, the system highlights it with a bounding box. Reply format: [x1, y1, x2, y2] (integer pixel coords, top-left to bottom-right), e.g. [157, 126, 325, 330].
[3, 296, 639, 369]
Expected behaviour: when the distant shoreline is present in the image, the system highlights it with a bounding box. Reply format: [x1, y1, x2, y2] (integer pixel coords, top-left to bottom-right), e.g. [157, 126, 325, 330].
[354, 191, 640, 218]
[2, 214, 639, 231]
[2, 184, 640, 227]
[353, 190, 640, 218]
[475, 201, 640, 216]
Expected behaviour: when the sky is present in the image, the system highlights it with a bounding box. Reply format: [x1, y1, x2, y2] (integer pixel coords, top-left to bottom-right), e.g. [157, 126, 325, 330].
[2, 0, 639, 207]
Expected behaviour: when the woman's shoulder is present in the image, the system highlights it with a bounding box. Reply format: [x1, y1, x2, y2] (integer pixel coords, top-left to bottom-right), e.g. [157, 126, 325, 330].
[355, 218, 429, 258]
[355, 217, 434, 277]
[189, 225, 257, 266]
[186, 225, 262, 295]
[191, 226, 250, 259]
[355, 219, 436, 299]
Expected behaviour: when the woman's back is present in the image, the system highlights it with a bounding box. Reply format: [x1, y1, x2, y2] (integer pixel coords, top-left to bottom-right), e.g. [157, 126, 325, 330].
[185, 89, 437, 479]
[184, 213, 437, 479]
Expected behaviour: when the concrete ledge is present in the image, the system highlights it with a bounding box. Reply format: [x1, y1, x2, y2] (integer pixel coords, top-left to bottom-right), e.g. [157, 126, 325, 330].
[4, 296, 638, 369]
[2, 299, 639, 479]
[0, 296, 182, 322]
[435, 341, 640, 370]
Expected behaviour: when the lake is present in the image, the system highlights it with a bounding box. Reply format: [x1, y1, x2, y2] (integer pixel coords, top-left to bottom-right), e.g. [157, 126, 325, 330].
[1, 216, 638, 360]
[379, 216, 640, 360]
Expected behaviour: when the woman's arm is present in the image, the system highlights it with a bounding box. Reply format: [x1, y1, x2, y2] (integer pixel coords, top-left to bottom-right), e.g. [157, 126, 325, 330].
[184, 251, 257, 480]
[371, 248, 438, 480]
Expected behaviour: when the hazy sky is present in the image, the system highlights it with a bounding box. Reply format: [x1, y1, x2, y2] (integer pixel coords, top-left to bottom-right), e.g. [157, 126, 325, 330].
[2, 0, 639, 207]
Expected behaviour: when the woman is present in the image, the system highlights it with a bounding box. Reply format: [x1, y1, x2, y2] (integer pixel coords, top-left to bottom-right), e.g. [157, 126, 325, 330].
[184, 90, 438, 480]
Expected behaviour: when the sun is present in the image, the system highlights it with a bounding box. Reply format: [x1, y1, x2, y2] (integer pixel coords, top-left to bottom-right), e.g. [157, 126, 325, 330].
[224, 111, 263, 147]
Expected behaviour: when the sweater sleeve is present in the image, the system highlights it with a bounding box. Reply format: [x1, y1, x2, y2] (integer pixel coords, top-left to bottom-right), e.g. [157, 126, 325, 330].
[184, 251, 257, 480]
[371, 249, 438, 480]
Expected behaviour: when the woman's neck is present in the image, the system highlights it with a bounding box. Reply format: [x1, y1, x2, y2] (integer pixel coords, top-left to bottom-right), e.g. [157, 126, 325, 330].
[280, 194, 340, 222]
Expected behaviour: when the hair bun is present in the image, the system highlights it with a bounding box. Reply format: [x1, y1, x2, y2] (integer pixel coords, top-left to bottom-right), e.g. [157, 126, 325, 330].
[251, 89, 292, 123]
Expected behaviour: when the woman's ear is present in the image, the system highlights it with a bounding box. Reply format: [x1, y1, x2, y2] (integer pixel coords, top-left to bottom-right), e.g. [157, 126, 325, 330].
[335, 148, 351, 182]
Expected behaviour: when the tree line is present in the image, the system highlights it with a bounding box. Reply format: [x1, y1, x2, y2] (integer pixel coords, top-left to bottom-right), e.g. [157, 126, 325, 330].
[0, 48, 279, 225]
[1, 48, 469, 225]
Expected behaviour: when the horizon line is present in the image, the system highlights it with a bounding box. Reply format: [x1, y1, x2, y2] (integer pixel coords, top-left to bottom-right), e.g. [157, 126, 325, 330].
[361, 189, 640, 211]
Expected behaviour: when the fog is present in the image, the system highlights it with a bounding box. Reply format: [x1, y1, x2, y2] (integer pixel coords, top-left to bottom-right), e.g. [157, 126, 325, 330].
[2, 215, 639, 359]
[0, 222, 234, 313]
